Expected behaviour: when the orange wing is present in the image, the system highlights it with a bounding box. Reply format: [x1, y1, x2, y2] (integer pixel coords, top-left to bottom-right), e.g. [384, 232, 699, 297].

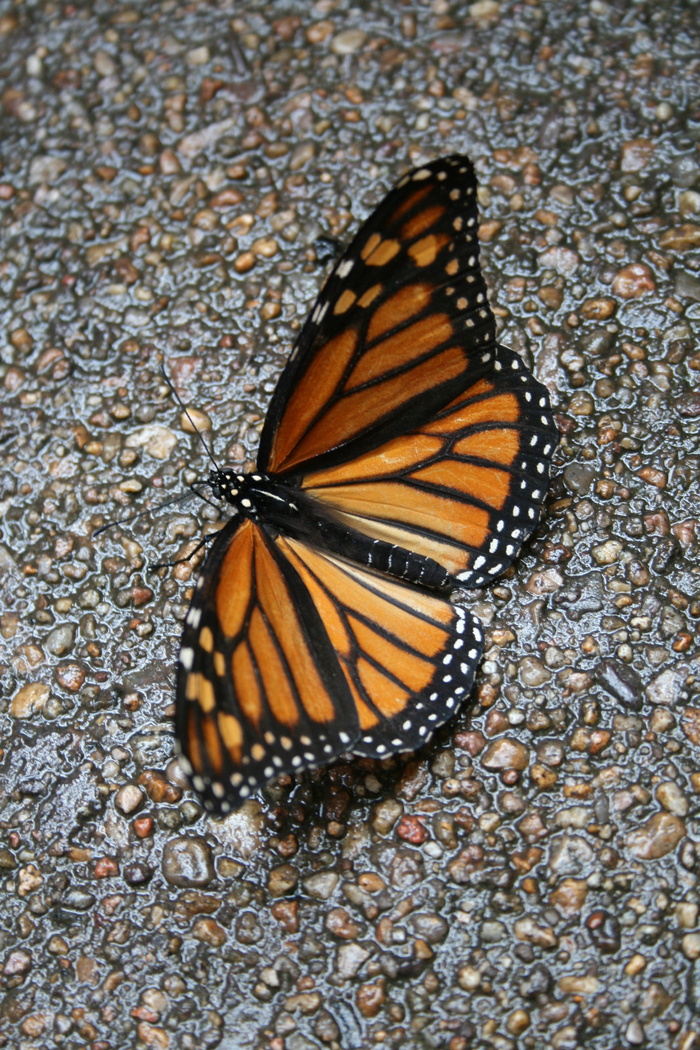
[258, 155, 497, 477]
[175, 517, 358, 810]
[298, 344, 558, 588]
[175, 518, 482, 813]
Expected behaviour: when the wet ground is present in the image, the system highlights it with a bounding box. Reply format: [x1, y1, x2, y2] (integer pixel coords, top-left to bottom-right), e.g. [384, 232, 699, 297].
[1, 1, 699, 1048]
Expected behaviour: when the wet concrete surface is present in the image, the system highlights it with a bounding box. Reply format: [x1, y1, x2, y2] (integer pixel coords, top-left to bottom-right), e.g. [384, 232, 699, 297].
[1, 1, 699, 1048]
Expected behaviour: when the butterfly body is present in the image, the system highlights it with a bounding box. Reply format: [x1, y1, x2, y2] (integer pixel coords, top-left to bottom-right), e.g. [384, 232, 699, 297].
[174, 155, 559, 813]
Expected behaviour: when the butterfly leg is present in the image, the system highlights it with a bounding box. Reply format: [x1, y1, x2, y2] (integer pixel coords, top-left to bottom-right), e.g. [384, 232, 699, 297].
[149, 532, 218, 572]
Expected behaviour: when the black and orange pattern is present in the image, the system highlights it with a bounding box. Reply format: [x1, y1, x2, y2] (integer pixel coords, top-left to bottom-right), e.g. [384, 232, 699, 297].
[175, 155, 558, 813]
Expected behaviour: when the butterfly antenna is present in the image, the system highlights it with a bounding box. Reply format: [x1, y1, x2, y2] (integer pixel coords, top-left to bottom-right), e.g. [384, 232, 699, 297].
[159, 361, 219, 470]
[94, 489, 198, 537]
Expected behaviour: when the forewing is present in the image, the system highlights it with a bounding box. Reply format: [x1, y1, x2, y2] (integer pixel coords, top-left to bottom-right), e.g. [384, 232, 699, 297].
[258, 155, 497, 477]
[175, 516, 359, 812]
[299, 344, 559, 587]
[275, 536, 483, 758]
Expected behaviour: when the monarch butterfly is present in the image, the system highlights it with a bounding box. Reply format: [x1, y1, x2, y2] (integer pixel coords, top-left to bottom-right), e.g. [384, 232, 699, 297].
[173, 155, 558, 813]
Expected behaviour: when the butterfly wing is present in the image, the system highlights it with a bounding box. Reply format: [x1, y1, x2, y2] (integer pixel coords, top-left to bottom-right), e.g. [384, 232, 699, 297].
[176, 518, 480, 812]
[298, 344, 559, 588]
[258, 155, 497, 477]
[176, 516, 360, 811]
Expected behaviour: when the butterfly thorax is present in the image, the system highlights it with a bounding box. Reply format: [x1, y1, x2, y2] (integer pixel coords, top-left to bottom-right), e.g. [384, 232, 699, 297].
[207, 468, 298, 522]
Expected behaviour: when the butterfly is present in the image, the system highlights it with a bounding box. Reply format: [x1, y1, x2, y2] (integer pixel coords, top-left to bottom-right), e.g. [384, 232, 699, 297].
[173, 154, 558, 814]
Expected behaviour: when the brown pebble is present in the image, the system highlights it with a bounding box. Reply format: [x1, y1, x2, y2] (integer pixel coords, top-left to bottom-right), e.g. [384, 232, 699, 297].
[133, 816, 154, 839]
[580, 298, 615, 320]
[55, 663, 86, 692]
[325, 907, 360, 939]
[396, 816, 429, 844]
[162, 837, 215, 888]
[10, 683, 49, 718]
[271, 899, 299, 933]
[356, 981, 386, 1018]
[620, 138, 654, 172]
[267, 863, 300, 897]
[192, 917, 226, 946]
[627, 812, 686, 859]
[612, 263, 655, 298]
[481, 738, 529, 771]
[138, 770, 182, 804]
[659, 224, 700, 251]
[92, 856, 119, 879]
[682, 708, 700, 745]
[550, 878, 588, 915]
[637, 466, 667, 489]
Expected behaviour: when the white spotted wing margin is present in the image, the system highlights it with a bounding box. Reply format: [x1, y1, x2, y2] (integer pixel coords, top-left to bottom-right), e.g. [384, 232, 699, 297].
[175, 514, 483, 814]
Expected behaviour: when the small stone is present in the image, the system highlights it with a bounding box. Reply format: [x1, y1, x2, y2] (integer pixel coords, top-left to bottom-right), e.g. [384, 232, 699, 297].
[192, 917, 226, 946]
[558, 973, 600, 995]
[518, 656, 551, 687]
[458, 965, 482, 990]
[612, 263, 655, 298]
[371, 799, 403, 834]
[124, 862, 153, 886]
[538, 246, 579, 275]
[567, 391, 595, 415]
[337, 942, 370, 979]
[3, 949, 32, 976]
[267, 863, 299, 897]
[303, 871, 339, 900]
[506, 1009, 530, 1036]
[586, 909, 621, 953]
[162, 837, 215, 887]
[470, 0, 501, 16]
[125, 425, 178, 460]
[94, 49, 116, 76]
[563, 463, 596, 495]
[682, 934, 700, 960]
[659, 223, 700, 251]
[325, 907, 359, 939]
[186, 45, 210, 65]
[45, 624, 75, 656]
[620, 138, 654, 172]
[290, 142, 315, 171]
[481, 920, 506, 942]
[627, 812, 686, 860]
[514, 917, 557, 948]
[595, 659, 643, 710]
[447, 845, 484, 883]
[676, 903, 699, 928]
[114, 784, 145, 815]
[10, 683, 49, 718]
[646, 668, 684, 705]
[525, 568, 563, 594]
[550, 878, 588, 915]
[580, 298, 615, 320]
[396, 815, 429, 844]
[409, 913, 448, 944]
[681, 707, 700, 744]
[55, 663, 85, 692]
[591, 540, 623, 565]
[63, 889, 96, 910]
[655, 781, 688, 817]
[180, 408, 211, 434]
[625, 1018, 646, 1045]
[330, 29, 367, 54]
[271, 899, 298, 933]
[481, 738, 529, 771]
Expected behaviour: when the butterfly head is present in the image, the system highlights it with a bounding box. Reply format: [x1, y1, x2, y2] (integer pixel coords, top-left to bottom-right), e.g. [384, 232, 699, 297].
[207, 469, 289, 522]
[207, 468, 246, 506]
